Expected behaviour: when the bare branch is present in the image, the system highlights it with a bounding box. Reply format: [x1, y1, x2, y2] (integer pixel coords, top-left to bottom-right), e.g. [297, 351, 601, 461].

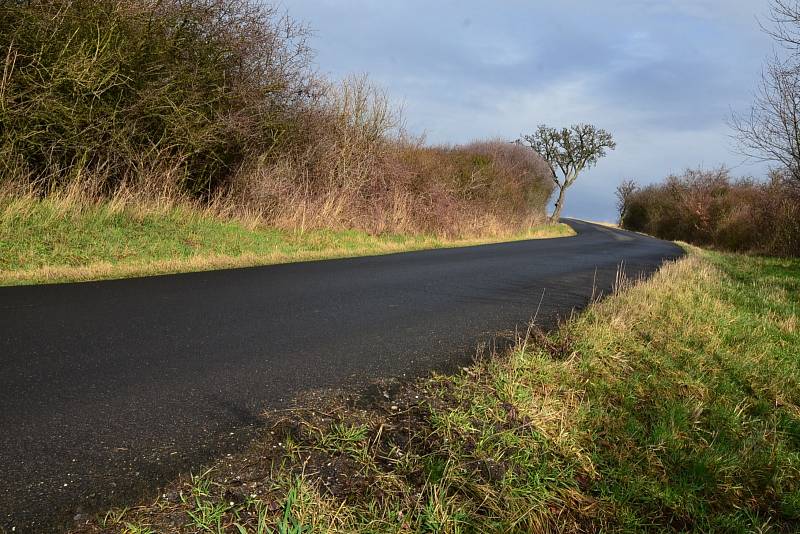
[733, 0, 800, 182]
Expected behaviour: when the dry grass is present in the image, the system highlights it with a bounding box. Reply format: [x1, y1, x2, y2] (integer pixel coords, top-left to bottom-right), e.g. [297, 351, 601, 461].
[0, 229, 573, 287]
[225, 77, 554, 238]
[0, 191, 573, 286]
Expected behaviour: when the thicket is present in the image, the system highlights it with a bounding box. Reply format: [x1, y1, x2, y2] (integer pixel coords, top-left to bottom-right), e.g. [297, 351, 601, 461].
[618, 168, 800, 256]
[0, 0, 316, 194]
[0, 0, 553, 237]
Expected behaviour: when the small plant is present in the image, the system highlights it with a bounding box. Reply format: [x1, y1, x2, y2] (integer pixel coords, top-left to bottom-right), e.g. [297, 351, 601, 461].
[99, 507, 127, 527]
[318, 422, 369, 456]
[274, 483, 308, 534]
[182, 469, 234, 533]
[122, 522, 156, 534]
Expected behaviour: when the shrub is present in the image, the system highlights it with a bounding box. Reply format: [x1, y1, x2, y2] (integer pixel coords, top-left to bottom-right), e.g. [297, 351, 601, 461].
[620, 168, 800, 256]
[0, 0, 315, 195]
[0, 1, 554, 238]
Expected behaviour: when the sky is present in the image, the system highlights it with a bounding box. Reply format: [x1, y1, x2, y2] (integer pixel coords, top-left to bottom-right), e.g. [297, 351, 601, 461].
[282, 0, 774, 221]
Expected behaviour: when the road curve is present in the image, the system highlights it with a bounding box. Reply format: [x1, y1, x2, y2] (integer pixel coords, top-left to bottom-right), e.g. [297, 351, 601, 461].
[0, 220, 683, 531]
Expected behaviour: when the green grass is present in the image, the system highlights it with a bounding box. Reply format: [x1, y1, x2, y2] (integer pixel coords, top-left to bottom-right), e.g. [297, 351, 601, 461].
[73, 247, 800, 533]
[569, 251, 800, 531]
[0, 196, 574, 286]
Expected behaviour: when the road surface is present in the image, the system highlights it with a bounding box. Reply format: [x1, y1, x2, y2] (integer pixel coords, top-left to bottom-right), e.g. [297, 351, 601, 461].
[0, 220, 683, 531]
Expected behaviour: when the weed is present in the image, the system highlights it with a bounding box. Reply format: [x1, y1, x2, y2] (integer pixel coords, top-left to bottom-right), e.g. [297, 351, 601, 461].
[181, 470, 242, 533]
[122, 522, 155, 534]
[99, 508, 127, 528]
[318, 423, 369, 454]
[272, 482, 308, 534]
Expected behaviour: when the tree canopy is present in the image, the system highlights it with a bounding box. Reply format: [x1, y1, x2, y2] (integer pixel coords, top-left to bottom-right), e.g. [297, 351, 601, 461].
[519, 124, 615, 222]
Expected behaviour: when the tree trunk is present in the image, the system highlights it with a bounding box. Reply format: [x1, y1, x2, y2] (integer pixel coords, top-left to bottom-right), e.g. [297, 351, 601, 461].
[549, 185, 567, 223]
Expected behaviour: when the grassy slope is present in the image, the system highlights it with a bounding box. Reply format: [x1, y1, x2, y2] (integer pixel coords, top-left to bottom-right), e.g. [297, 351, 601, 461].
[76, 248, 800, 533]
[0, 197, 573, 286]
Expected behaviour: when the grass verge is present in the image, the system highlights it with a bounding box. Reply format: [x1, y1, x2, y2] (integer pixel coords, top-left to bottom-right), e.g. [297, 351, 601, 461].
[0, 196, 573, 286]
[72, 247, 800, 533]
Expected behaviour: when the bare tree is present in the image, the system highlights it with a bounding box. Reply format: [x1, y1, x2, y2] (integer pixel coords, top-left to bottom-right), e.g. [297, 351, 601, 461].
[519, 124, 616, 222]
[731, 61, 800, 181]
[731, 0, 800, 182]
[761, 0, 800, 50]
[615, 179, 638, 224]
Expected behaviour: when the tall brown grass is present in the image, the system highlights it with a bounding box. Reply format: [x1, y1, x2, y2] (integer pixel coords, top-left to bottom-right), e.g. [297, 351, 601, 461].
[619, 167, 800, 256]
[228, 75, 553, 236]
[1, 1, 553, 238]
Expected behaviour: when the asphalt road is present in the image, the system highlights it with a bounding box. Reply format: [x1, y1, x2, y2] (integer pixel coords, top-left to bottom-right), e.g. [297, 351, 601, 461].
[0, 220, 683, 531]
